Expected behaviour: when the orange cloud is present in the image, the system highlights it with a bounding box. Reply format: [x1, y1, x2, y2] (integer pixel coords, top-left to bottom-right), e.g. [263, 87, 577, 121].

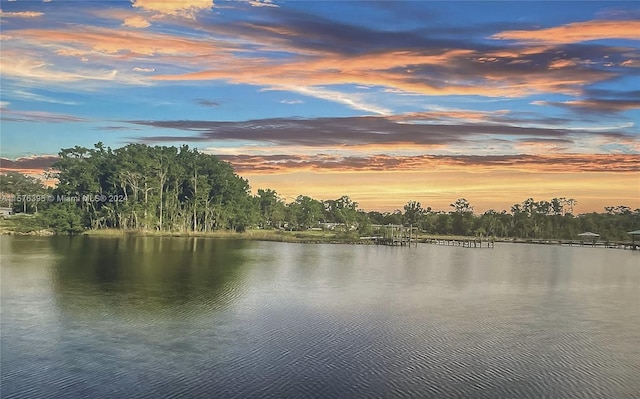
[15, 27, 233, 58]
[534, 98, 640, 114]
[0, 49, 150, 85]
[491, 20, 640, 44]
[390, 108, 511, 124]
[2, 17, 625, 103]
[7, 153, 638, 177]
[0, 26, 239, 86]
[563, 99, 640, 112]
[150, 42, 613, 98]
[621, 59, 640, 67]
[548, 59, 579, 69]
[0, 10, 44, 18]
[123, 16, 151, 28]
[131, 0, 213, 18]
[216, 153, 640, 174]
[153, 58, 599, 98]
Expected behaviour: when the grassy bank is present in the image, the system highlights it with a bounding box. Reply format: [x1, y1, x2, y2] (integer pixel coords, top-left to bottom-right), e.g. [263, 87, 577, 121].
[0, 216, 54, 236]
[0, 217, 361, 243]
[1, 217, 489, 244]
[81, 228, 366, 244]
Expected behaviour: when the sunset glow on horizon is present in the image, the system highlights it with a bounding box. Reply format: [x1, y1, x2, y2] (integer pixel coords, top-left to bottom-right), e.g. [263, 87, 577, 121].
[1, 0, 638, 214]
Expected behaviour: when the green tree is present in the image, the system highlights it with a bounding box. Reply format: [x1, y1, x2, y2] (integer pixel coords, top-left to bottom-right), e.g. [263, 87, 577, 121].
[450, 198, 474, 235]
[289, 195, 323, 230]
[257, 188, 285, 228]
[403, 200, 425, 226]
[0, 171, 48, 214]
[42, 202, 84, 234]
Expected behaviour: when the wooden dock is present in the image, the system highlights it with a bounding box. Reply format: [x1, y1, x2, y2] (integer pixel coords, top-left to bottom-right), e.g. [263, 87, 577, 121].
[425, 238, 494, 248]
[359, 235, 638, 250]
[364, 224, 417, 246]
[505, 239, 638, 250]
[375, 237, 411, 246]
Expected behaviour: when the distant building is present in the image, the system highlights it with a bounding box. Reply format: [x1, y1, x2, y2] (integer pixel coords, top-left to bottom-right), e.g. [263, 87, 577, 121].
[0, 207, 14, 217]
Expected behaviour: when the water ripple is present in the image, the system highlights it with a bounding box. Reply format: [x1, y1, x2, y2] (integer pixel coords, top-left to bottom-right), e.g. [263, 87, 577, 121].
[2, 238, 640, 398]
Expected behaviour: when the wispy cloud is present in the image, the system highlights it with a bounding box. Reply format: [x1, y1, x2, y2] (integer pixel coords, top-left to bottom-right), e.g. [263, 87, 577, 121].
[149, 36, 626, 100]
[4, 9, 637, 111]
[13, 26, 234, 58]
[0, 52, 128, 86]
[0, 10, 44, 18]
[245, 0, 278, 8]
[538, 99, 640, 114]
[131, 0, 213, 18]
[215, 153, 640, 174]
[3, 153, 637, 178]
[123, 16, 151, 28]
[195, 99, 220, 107]
[93, 125, 141, 131]
[491, 19, 640, 44]
[1, 108, 86, 123]
[128, 115, 632, 148]
[7, 90, 77, 105]
[133, 67, 156, 73]
[264, 85, 391, 115]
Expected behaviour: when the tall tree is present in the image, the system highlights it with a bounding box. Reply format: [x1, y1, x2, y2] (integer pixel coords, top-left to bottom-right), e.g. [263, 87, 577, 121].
[403, 200, 425, 226]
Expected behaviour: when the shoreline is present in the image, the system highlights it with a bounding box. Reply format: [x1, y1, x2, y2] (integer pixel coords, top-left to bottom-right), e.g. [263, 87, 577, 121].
[1, 227, 486, 245]
[0, 227, 369, 244]
[1, 227, 635, 249]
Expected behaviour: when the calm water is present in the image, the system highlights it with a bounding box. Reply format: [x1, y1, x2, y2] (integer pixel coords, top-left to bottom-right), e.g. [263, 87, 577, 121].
[1, 236, 639, 399]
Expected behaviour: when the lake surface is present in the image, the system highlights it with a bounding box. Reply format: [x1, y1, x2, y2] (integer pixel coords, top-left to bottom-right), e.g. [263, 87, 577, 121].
[1, 236, 639, 398]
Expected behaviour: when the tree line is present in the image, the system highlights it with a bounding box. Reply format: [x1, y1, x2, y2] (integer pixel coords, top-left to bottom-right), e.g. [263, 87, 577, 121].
[0, 143, 638, 240]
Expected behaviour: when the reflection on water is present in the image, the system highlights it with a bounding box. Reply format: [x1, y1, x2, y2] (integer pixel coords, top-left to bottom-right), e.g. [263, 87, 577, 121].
[1, 236, 639, 399]
[49, 236, 249, 310]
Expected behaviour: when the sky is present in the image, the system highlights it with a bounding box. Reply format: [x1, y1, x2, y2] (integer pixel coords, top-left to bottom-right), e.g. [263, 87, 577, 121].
[0, 0, 638, 213]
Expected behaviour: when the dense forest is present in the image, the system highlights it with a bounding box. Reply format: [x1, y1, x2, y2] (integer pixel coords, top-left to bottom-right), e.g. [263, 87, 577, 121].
[1, 143, 639, 240]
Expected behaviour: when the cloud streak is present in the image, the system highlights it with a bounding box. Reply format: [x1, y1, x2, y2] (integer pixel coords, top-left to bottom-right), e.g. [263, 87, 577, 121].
[3, 10, 638, 112]
[145, 13, 637, 101]
[195, 99, 220, 107]
[546, 99, 640, 114]
[131, 0, 213, 18]
[128, 115, 632, 148]
[0, 155, 59, 172]
[0, 52, 144, 87]
[217, 153, 640, 174]
[491, 20, 640, 44]
[0, 10, 44, 18]
[123, 16, 151, 28]
[2, 153, 637, 178]
[0, 108, 87, 123]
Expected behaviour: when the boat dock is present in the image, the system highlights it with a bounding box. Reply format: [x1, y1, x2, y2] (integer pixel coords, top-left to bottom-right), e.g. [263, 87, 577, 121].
[505, 239, 638, 250]
[360, 232, 638, 250]
[361, 224, 417, 246]
[424, 238, 494, 248]
[375, 237, 412, 246]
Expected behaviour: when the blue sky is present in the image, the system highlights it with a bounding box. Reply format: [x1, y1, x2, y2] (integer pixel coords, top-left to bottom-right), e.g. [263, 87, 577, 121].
[0, 0, 638, 212]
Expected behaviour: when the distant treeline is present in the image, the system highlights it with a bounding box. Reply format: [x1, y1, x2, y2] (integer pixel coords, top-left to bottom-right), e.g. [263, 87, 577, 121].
[1, 143, 638, 240]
